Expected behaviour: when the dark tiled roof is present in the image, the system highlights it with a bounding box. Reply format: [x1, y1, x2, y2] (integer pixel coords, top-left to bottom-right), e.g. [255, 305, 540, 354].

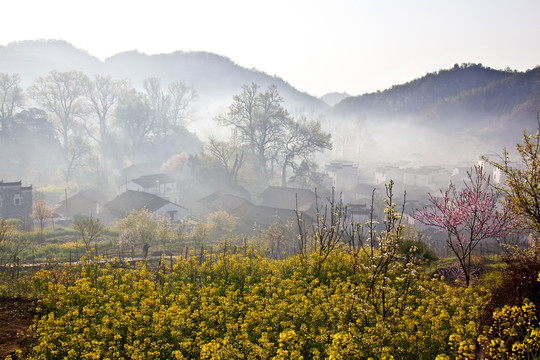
[200, 193, 252, 213]
[76, 187, 107, 203]
[103, 191, 176, 217]
[235, 204, 314, 235]
[130, 173, 176, 188]
[58, 187, 108, 208]
[259, 186, 316, 211]
[0, 180, 22, 186]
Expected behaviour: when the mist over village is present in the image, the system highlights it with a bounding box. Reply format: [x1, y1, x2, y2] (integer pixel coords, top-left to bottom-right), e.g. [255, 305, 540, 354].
[1, 34, 540, 359]
[1, 40, 537, 229]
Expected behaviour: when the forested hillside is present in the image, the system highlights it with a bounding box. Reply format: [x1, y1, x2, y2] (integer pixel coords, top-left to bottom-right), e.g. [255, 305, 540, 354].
[334, 63, 540, 126]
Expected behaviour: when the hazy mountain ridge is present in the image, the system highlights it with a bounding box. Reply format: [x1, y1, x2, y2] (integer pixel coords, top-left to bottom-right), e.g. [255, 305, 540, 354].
[3, 40, 538, 127]
[334, 63, 540, 127]
[2, 40, 539, 168]
[0, 40, 329, 114]
[324, 64, 540, 165]
[0, 40, 103, 84]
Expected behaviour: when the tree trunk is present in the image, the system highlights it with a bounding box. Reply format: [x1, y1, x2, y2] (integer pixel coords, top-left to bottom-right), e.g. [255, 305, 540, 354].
[281, 162, 288, 187]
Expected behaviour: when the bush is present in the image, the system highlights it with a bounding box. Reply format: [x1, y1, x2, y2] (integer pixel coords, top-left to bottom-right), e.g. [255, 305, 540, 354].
[399, 239, 439, 263]
[479, 243, 540, 355]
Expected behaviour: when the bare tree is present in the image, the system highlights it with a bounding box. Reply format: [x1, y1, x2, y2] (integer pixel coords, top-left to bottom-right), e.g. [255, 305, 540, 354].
[64, 134, 93, 181]
[73, 215, 105, 252]
[27, 70, 89, 150]
[144, 77, 197, 141]
[207, 135, 245, 186]
[0, 73, 24, 137]
[167, 81, 197, 127]
[85, 75, 126, 144]
[144, 77, 168, 140]
[115, 88, 152, 149]
[31, 200, 54, 233]
[280, 116, 332, 187]
[217, 83, 291, 186]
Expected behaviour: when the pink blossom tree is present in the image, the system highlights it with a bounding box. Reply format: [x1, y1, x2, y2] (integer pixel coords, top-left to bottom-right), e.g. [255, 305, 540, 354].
[412, 166, 520, 286]
[161, 152, 189, 177]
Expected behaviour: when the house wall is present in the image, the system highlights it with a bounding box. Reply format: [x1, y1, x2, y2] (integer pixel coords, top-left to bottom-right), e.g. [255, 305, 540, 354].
[153, 203, 188, 221]
[57, 196, 99, 218]
[119, 181, 148, 194]
[119, 181, 180, 204]
[0, 182, 32, 220]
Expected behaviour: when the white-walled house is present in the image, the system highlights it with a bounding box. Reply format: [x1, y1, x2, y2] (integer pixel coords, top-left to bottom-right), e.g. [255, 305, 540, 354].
[119, 173, 180, 204]
[325, 162, 360, 191]
[402, 166, 450, 189]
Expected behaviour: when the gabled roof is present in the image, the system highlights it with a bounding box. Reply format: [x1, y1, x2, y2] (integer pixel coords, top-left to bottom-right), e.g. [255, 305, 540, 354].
[0, 180, 32, 190]
[61, 187, 107, 205]
[103, 190, 185, 218]
[234, 204, 314, 235]
[129, 173, 176, 188]
[258, 186, 317, 212]
[197, 193, 252, 213]
[120, 162, 162, 181]
[0, 180, 22, 186]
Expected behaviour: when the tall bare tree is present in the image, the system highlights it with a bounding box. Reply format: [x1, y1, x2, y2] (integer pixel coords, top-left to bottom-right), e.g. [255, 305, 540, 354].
[144, 77, 167, 140]
[280, 117, 332, 187]
[115, 88, 152, 149]
[217, 83, 291, 186]
[207, 135, 245, 186]
[0, 73, 24, 137]
[167, 81, 197, 128]
[65, 134, 93, 181]
[85, 75, 126, 144]
[27, 70, 89, 150]
[144, 77, 197, 141]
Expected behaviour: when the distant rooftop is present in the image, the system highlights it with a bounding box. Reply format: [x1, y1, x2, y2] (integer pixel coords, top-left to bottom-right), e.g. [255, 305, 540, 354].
[129, 173, 176, 188]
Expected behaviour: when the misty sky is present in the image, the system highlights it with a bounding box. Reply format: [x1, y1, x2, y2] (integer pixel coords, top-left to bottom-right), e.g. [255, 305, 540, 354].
[2, 0, 539, 97]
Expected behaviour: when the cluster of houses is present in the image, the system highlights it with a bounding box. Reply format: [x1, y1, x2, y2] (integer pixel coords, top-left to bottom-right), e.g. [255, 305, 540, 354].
[1, 156, 504, 238]
[325, 157, 506, 202]
[3, 173, 371, 236]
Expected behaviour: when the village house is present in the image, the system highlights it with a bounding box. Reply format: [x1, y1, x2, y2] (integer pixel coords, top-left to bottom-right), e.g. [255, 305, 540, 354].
[0, 180, 32, 220]
[231, 204, 314, 236]
[55, 187, 107, 219]
[325, 162, 360, 191]
[119, 162, 162, 183]
[119, 173, 180, 204]
[99, 190, 188, 224]
[258, 186, 317, 212]
[402, 166, 450, 190]
[192, 192, 253, 218]
[477, 156, 506, 184]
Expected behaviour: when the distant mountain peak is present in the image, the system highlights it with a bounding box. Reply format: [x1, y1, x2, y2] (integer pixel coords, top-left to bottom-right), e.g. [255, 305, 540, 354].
[4, 39, 98, 60]
[319, 92, 351, 107]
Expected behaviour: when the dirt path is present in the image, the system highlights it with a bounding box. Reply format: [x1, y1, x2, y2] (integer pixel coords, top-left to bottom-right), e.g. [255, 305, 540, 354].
[0, 297, 34, 359]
